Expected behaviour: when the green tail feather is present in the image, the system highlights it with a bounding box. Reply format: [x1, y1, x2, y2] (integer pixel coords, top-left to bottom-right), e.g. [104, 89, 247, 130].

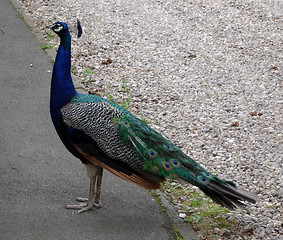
[115, 114, 221, 184]
[114, 114, 257, 209]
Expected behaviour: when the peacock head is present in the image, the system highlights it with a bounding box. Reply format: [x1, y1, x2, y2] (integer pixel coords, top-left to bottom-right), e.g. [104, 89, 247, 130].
[48, 22, 69, 38]
[47, 20, 82, 38]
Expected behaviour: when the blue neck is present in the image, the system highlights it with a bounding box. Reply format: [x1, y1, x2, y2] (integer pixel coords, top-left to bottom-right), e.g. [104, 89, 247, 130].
[50, 32, 77, 123]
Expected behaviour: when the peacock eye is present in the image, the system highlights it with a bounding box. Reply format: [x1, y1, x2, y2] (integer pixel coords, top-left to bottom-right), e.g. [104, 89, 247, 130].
[124, 122, 130, 128]
[54, 25, 63, 32]
[162, 162, 173, 171]
[151, 166, 159, 173]
[171, 159, 181, 168]
[164, 143, 174, 150]
[197, 176, 208, 183]
[147, 149, 157, 159]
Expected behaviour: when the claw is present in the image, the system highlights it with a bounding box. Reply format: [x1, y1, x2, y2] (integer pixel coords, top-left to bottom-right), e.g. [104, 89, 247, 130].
[66, 202, 86, 209]
[93, 200, 102, 208]
[76, 197, 88, 202]
[66, 197, 101, 213]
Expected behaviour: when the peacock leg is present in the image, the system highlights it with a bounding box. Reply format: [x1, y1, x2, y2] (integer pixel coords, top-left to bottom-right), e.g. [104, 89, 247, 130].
[66, 164, 102, 213]
[93, 168, 103, 208]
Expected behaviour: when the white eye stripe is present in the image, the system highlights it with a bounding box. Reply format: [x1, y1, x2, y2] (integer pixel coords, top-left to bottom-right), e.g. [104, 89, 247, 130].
[54, 25, 63, 32]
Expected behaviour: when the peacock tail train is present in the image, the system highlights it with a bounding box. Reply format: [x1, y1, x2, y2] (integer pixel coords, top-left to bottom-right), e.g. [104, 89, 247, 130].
[61, 93, 257, 210]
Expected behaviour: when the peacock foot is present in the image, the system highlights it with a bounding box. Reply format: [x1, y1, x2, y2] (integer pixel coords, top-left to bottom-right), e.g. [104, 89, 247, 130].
[66, 197, 102, 213]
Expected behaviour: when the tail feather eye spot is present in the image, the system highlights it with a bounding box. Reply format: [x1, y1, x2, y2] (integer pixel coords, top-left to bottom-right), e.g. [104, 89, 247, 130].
[198, 176, 208, 183]
[164, 144, 173, 150]
[171, 159, 181, 168]
[152, 166, 159, 173]
[147, 149, 157, 159]
[162, 162, 173, 171]
[205, 173, 210, 176]
[124, 122, 130, 128]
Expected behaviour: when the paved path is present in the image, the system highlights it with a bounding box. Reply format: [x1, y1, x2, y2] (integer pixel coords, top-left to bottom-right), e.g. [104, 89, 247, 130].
[0, 0, 185, 239]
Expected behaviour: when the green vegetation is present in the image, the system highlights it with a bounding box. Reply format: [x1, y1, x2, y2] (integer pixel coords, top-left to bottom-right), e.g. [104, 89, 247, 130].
[140, 115, 149, 124]
[149, 191, 185, 240]
[81, 68, 95, 84]
[45, 29, 53, 41]
[173, 228, 185, 240]
[40, 44, 53, 50]
[105, 79, 131, 110]
[82, 68, 94, 75]
[105, 85, 117, 105]
[45, 27, 59, 41]
[104, 80, 150, 122]
[120, 79, 131, 110]
[149, 191, 168, 214]
[161, 180, 238, 239]
[266, 204, 276, 209]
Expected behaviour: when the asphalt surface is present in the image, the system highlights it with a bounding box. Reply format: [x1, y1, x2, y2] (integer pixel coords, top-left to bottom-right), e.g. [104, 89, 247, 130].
[0, 0, 183, 239]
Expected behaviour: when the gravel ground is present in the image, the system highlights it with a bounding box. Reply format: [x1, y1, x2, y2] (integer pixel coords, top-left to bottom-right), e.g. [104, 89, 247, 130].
[18, 0, 282, 239]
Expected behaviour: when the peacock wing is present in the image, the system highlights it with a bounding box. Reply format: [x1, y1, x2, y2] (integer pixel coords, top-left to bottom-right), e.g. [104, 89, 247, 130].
[60, 94, 162, 183]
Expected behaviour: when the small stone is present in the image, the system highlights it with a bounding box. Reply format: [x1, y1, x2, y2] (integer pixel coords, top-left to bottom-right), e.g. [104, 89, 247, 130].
[265, 228, 271, 235]
[259, 230, 265, 238]
[178, 213, 186, 219]
[272, 189, 283, 198]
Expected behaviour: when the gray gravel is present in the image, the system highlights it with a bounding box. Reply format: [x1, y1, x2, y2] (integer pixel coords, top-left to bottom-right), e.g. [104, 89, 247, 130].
[18, 0, 282, 239]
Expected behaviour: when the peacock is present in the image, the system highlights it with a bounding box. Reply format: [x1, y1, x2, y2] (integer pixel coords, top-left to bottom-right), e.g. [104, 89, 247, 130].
[48, 21, 257, 213]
